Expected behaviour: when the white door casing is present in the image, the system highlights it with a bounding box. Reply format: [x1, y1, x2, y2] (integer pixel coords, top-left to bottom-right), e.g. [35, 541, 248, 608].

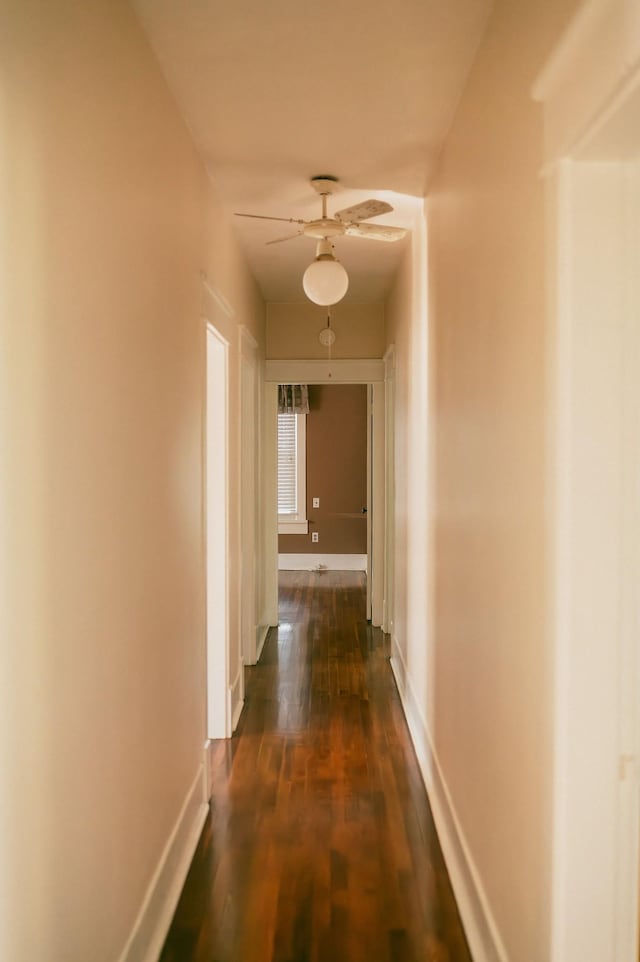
[366, 385, 372, 620]
[383, 345, 396, 635]
[261, 380, 279, 629]
[239, 326, 259, 667]
[533, 3, 640, 958]
[370, 381, 385, 627]
[205, 321, 230, 740]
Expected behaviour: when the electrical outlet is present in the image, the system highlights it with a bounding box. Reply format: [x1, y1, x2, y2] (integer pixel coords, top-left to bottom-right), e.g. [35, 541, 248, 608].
[312, 497, 320, 508]
[311, 531, 319, 543]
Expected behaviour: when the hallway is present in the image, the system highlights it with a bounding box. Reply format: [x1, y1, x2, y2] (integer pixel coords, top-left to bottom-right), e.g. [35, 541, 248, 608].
[160, 571, 470, 962]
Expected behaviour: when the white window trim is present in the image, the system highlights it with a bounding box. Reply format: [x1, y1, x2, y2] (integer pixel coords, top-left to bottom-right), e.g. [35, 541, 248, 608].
[278, 412, 308, 535]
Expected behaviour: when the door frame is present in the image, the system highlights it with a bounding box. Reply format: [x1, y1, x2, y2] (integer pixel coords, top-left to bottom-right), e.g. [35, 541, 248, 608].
[534, 5, 640, 958]
[383, 345, 396, 635]
[264, 358, 386, 626]
[239, 326, 259, 667]
[205, 321, 230, 740]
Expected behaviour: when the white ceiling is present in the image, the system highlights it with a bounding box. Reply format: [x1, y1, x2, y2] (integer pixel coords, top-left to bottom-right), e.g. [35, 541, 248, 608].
[132, 0, 492, 303]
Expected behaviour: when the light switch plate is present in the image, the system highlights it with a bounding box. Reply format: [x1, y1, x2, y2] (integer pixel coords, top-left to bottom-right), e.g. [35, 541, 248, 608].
[312, 497, 320, 508]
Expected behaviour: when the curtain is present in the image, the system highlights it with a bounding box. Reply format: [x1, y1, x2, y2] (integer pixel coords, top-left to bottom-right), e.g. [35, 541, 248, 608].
[278, 384, 309, 415]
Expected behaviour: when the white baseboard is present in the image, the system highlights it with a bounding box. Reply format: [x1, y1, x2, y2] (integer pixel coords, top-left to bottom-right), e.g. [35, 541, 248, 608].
[278, 553, 367, 571]
[118, 765, 208, 962]
[390, 638, 508, 962]
[229, 663, 244, 733]
[256, 624, 269, 662]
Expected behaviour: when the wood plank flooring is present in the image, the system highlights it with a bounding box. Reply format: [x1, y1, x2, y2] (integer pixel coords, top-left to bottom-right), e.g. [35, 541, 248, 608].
[160, 570, 471, 962]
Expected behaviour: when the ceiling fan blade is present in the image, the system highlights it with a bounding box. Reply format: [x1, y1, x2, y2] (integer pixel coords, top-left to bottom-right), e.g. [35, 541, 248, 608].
[266, 231, 304, 245]
[345, 223, 407, 242]
[334, 199, 393, 223]
[235, 212, 306, 224]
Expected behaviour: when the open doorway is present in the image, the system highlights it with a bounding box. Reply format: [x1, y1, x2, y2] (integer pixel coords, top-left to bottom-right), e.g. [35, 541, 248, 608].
[263, 358, 388, 630]
[277, 383, 368, 575]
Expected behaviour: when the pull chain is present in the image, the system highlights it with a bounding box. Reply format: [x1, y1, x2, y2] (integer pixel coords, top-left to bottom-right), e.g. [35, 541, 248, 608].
[318, 305, 336, 375]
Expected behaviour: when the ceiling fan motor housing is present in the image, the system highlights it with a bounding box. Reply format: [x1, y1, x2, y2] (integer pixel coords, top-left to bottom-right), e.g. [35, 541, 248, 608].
[303, 219, 345, 239]
[310, 175, 339, 195]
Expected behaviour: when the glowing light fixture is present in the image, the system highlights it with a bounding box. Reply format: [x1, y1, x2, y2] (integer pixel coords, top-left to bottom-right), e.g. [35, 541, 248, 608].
[302, 239, 349, 306]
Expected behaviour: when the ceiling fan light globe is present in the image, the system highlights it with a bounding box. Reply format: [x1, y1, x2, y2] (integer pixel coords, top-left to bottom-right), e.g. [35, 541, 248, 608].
[302, 259, 349, 306]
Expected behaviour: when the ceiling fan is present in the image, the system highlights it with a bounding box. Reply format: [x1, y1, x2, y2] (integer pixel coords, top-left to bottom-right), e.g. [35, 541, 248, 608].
[234, 175, 408, 246]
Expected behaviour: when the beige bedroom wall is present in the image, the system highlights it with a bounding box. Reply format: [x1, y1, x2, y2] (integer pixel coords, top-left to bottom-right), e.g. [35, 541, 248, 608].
[0, 1, 263, 959]
[386, 0, 581, 959]
[278, 384, 368, 555]
[203, 185, 265, 692]
[385, 206, 432, 725]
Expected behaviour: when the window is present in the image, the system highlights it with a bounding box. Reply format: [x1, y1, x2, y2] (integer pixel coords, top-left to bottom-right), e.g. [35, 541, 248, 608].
[277, 412, 308, 534]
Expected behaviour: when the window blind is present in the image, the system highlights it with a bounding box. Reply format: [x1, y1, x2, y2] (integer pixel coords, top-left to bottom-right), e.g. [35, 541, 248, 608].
[277, 414, 297, 515]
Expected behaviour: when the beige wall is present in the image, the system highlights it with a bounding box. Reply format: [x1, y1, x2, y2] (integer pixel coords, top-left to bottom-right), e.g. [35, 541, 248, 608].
[385, 206, 431, 718]
[279, 385, 368, 555]
[0, 2, 263, 960]
[203, 187, 265, 691]
[386, 1, 580, 959]
[267, 301, 384, 359]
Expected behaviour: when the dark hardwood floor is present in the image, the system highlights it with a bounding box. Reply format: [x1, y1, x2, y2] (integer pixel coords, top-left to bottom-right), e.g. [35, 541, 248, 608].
[160, 570, 471, 962]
